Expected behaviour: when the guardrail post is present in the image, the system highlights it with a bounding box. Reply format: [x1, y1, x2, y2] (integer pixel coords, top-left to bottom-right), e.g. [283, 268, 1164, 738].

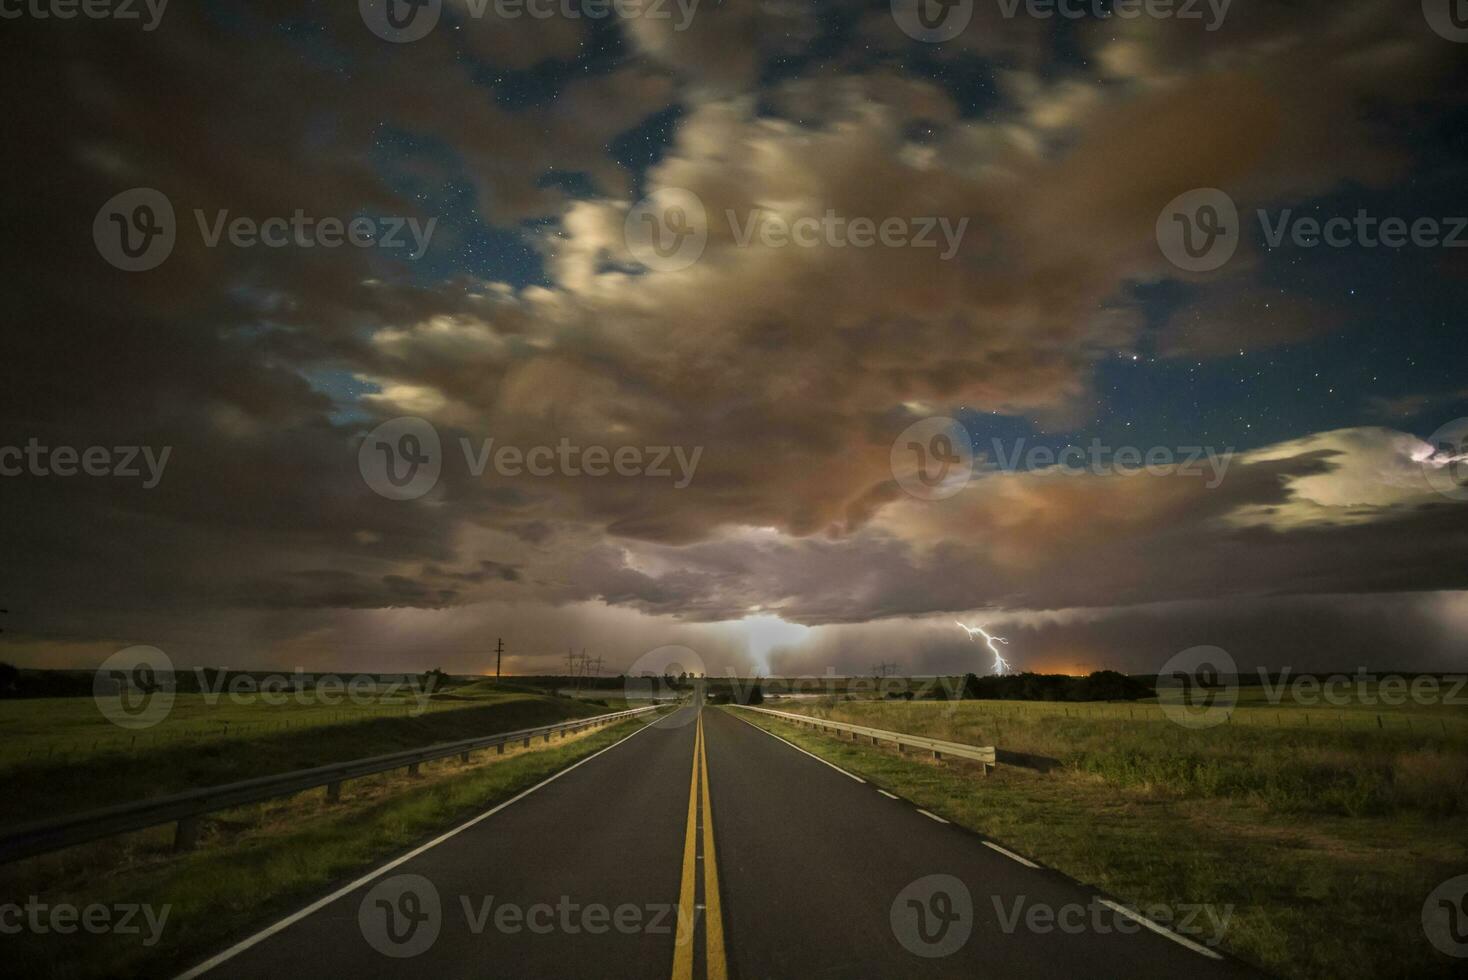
[496, 742, 505, 755]
[326, 781, 342, 803]
[932, 750, 942, 760]
[174, 816, 200, 852]
[524, 736, 531, 748]
[408, 762, 420, 776]
[460, 751, 471, 763]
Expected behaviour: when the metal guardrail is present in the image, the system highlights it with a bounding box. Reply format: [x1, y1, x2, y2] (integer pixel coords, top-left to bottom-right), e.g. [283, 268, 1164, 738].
[733, 705, 996, 771]
[0, 705, 659, 864]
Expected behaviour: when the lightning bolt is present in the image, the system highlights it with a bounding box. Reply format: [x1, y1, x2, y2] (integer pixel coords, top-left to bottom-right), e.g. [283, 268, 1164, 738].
[956, 621, 1013, 675]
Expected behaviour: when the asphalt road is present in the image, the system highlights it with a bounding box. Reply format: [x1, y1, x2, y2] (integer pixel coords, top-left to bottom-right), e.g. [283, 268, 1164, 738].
[179, 704, 1259, 980]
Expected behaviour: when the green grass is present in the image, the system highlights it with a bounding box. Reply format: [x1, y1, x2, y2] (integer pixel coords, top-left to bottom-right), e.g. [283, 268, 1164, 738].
[0, 688, 610, 829]
[760, 696, 1468, 817]
[0, 713, 662, 979]
[734, 702, 1467, 979]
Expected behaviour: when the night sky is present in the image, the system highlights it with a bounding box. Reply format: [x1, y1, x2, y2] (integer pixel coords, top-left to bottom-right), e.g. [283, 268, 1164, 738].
[3, 0, 1467, 677]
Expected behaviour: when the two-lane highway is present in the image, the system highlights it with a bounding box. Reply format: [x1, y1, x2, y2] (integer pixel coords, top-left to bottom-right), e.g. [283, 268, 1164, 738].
[178, 703, 1259, 979]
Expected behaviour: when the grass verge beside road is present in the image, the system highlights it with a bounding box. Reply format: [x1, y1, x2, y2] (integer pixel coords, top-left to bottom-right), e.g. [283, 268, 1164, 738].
[0, 711, 665, 979]
[730, 705, 1466, 979]
[0, 689, 606, 827]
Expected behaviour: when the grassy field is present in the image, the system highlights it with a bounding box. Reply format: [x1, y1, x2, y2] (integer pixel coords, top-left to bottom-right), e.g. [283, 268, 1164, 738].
[0, 683, 617, 828]
[737, 694, 1468, 979]
[0, 710, 665, 979]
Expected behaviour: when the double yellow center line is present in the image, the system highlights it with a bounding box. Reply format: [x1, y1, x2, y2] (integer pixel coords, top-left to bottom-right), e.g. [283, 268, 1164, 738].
[672, 709, 727, 980]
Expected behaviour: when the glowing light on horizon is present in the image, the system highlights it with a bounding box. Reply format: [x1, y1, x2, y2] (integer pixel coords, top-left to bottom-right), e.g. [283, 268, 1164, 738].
[956, 621, 1013, 675]
[740, 614, 810, 675]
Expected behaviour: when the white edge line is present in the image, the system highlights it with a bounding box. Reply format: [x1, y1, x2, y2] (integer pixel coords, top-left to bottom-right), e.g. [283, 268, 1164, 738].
[877, 789, 899, 799]
[915, 808, 949, 824]
[1097, 898, 1225, 961]
[725, 709, 866, 783]
[173, 709, 671, 979]
[983, 841, 1039, 869]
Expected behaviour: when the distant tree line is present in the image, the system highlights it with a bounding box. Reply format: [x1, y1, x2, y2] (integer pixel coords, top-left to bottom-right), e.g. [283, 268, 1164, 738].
[944, 670, 1153, 702]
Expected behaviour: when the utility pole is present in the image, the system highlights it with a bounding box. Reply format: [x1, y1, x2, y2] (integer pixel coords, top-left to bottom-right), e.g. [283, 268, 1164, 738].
[495, 637, 503, 679]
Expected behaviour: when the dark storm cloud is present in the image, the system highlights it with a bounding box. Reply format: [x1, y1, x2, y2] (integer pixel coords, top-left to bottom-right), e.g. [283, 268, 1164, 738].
[2, 1, 1466, 670]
